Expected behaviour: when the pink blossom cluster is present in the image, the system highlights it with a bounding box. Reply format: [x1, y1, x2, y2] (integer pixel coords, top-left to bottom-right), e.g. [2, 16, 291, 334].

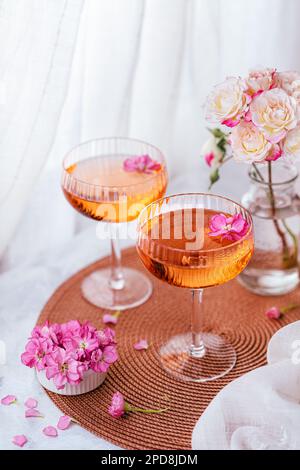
[206, 69, 300, 163]
[21, 321, 118, 390]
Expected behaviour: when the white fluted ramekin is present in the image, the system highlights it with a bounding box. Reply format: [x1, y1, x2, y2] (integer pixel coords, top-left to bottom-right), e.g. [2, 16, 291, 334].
[37, 369, 106, 396]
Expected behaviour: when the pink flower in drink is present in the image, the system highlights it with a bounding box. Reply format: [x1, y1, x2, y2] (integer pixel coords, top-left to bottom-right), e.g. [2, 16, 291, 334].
[1, 395, 17, 405]
[265, 307, 282, 320]
[57, 415, 72, 430]
[204, 152, 215, 167]
[90, 345, 118, 373]
[12, 435, 28, 447]
[43, 426, 58, 437]
[133, 339, 149, 351]
[209, 213, 249, 241]
[108, 392, 126, 418]
[123, 155, 161, 174]
[21, 337, 53, 371]
[24, 397, 38, 409]
[45, 348, 85, 390]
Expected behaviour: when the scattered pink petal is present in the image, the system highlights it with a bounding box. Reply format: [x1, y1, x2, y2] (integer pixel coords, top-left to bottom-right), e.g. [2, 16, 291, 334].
[43, 426, 58, 437]
[57, 415, 72, 430]
[25, 408, 44, 418]
[12, 435, 28, 447]
[1, 395, 17, 405]
[24, 397, 38, 409]
[221, 118, 240, 128]
[265, 307, 281, 320]
[103, 311, 120, 325]
[134, 339, 149, 351]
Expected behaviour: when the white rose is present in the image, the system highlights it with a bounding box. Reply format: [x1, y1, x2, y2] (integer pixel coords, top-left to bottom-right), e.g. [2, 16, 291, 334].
[275, 71, 300, 114]
[250, 88, 298, 143]
[205, 77, 249, 127]
[231, 121, 272, 163]
[275, 71, 300, 95]
[246, 68, 276, 95]
[284, 126, 300, 158]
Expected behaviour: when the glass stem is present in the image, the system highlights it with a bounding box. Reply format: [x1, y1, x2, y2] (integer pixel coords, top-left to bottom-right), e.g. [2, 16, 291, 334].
[189, 289, 206, 358]
[109, 224, 125, 290]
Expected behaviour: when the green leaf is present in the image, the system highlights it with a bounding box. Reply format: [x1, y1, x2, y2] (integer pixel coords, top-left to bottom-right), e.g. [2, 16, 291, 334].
[209, 168, 220, 189]
[208, 128, 225, 139]
[216, 137, 227, 153]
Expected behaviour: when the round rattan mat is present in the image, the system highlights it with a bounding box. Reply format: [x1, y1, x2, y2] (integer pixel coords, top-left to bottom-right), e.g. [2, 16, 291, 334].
[37, 247, 300, 450]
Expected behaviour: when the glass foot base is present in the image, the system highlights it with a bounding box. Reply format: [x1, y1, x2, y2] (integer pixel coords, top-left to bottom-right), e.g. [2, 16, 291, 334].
[81, 267, 152, 310]
[238, 268, 299, 296]
[160, 333, 236, 382]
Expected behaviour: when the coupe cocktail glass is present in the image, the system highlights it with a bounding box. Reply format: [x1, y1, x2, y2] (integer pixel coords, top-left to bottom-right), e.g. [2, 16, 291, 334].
[137, 193, 254, 382]
[62, 138, 168, 310]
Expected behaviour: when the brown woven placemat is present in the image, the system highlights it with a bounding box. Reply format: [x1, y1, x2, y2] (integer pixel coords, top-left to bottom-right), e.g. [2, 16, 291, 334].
[37, 247, 300, 450]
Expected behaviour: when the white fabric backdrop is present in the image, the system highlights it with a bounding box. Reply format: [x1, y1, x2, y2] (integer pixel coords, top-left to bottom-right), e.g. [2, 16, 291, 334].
[3, 0, 300, 266]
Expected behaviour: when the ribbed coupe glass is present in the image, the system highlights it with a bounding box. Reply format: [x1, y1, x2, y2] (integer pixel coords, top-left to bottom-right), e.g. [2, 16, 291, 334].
[62, 137, 168, 310]
[137, 193, 254, 382]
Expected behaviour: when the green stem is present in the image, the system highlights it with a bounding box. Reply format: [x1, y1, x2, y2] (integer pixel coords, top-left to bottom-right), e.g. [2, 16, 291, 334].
[208, 156, 233, 191]
[252, 163, 265, 182]
[131, 408, 168, 414]
[268, 162, 292, 267]
[281, 303, 300, 314]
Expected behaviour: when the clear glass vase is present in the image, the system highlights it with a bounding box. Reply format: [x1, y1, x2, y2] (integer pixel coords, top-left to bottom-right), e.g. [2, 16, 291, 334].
[239, 161, 300, 296]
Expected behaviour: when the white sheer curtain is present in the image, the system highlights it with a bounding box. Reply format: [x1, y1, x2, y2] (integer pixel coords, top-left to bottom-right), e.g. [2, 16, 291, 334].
[0, 0, 84, 262]
[2, 0, 300, 267]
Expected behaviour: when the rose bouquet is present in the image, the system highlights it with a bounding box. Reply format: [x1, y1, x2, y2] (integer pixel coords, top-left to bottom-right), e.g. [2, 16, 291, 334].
[21, 320, 118, 394]
[203, 69, 300, 283]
